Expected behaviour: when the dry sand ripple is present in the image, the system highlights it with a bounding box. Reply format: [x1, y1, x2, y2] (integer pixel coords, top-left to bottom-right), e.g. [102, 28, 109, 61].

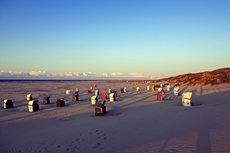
[1, 81, 230, 152]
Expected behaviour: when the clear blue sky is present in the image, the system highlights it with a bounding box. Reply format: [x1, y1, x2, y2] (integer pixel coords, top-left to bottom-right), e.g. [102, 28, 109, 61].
[0, 0, 229, 79]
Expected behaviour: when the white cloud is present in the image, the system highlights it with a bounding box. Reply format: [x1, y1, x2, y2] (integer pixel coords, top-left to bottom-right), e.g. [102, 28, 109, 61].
[73, 72, 79, 76]
[0, 71, 13, 76]
[52, 72, 97, 77]
[14, 72, 23, 74]
[110, 72, 125, 77]
[100, 73, 109, 77]
[98, 72, 170, 79]
[128, 73, 170, 79]
[0, 71, 30, 78]
[107, 72, 151, 78]
[128, 73, 150, 78]
[98, 72, 157, 79]
[64, 73, 73, 77]
[87, 72, 96, 74]
[0, 70, 169, 80]
[29, 70, 47, 76]
[53, 72, 73, 77]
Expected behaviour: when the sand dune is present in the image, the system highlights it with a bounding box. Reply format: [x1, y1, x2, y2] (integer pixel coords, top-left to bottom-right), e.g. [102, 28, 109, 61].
[1, 81, 230, 153]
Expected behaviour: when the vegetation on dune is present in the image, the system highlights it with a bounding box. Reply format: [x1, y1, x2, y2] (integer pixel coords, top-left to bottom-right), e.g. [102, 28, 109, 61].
[126, 68, 230, 87]
[156, 68, 230, 86]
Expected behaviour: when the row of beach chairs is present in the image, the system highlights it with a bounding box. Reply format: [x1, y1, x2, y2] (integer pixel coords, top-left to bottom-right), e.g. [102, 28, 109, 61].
[3, 84, 193, 116]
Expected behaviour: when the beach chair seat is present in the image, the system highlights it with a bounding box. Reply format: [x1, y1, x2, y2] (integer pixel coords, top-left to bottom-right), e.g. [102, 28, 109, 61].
[43, 96, 50, 104]
[158, 88, 162, 91]
[182, 92, 192, 106]
[4, 99, 13, 109]
[158, 88, 164, 94]
[95, 101, 106, 116]
[56, 98, 65, 107]
[28, 100, 39, 112]
[136, 87, 140, 91]
[91, 95, 98, 104]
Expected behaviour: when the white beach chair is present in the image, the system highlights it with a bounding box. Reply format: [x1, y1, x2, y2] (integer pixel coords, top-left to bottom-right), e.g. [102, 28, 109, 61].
[160, 83, 163, 88]
[66, 90, 70, 94]
[174, 87, 179, 96]
[27, 94, 32, 100]
[167, 85, 170, 91]
[91, 95, 98, 104]
[95, 90, 99, 95]
[4, 99, 13, 109]
[147, 86, 150, 90]
[109, 93, 115, 102]
[182, 92, 192, 106]
[28, 100, 39, 112]
[136, 87, 140, 91]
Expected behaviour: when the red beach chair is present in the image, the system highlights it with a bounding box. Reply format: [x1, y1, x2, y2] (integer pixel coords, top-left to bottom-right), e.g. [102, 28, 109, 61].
[56, 98, 65, 107]
[95, 101, 106, 116]
[157, 91, 163, 100]
[87, 89, 91, 94]
[102, 92, 107, 99]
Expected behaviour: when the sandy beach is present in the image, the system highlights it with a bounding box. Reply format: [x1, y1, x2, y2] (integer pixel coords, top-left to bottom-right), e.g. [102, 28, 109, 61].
[1, 81, 230, 153]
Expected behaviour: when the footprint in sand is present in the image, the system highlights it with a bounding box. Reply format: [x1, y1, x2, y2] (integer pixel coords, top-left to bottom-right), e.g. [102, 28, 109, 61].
[89, 129, 108, 150]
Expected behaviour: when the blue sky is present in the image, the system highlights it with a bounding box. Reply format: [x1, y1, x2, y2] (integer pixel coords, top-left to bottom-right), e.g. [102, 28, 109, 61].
[0, 0, 229, 79]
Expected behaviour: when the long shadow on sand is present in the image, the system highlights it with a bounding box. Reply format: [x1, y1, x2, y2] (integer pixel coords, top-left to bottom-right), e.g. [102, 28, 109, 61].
[157, 89, 230, 152]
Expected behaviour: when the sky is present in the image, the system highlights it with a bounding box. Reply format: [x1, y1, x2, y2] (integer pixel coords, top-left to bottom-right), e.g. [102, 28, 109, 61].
[0, 0, 230, 80]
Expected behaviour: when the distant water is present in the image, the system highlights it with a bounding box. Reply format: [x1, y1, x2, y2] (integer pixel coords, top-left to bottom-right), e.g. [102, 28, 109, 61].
[0, 79, 107, 83]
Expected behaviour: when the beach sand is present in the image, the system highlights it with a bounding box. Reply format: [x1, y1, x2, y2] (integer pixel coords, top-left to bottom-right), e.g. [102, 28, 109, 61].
[1, 81, 230, 153]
